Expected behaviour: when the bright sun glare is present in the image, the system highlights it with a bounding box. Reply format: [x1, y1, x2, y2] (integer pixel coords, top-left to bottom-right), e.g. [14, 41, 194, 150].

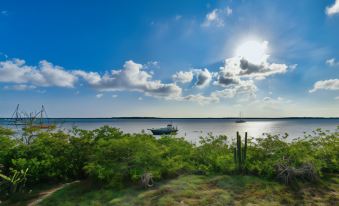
[235, 40, 268, 64]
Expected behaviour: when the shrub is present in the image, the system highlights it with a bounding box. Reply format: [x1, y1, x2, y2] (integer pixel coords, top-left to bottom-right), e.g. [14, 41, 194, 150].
[0, 125, 338, 193]
[84, 132, 163, 187]
[193, 134, 234, 174]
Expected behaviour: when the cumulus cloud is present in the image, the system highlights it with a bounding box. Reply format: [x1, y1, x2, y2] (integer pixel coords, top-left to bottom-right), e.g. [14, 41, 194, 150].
[238, 58, 287, 79]
[326, 0, 339, 16]
[213, 80, 257, 100]
[0, 58, 77, 88]
[172, 69, 213, 88]
[216, 41, 288, 80]
[78, 60, 182, 99]
[0, 51, 288, 105]
[202, 7, 232, 27]
[39, 60, 78, 87]
[326, 58, 339, 67]
[170, 40, 286, 104]
[3, 84, 36, 91]
[0, 58, 182, 101]
[172, 71, 193, 83]
[73, 70, 101, 85]
[215, 57, 288, 87]
[194, 69, 212, 88]
[215, 67, 240, 87]
[309, 79, 339, 93]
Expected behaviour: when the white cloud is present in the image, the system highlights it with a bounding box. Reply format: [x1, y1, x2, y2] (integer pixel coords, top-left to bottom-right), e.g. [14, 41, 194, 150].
[0, 58, 77, 88]
[3, 84, 36, 91]
[0, 52, 288, 106]
[78, 60, 182, 100]
[326, 0, 339, 16]
[194, 68, 212, 88]
[335, 96, 339, 100]
[96, 93, 103, 98]
[172, 71, 193, 83]
[172, 69, 213, 88]
[138, 97, 143, 101]
[39, 60, 78, 87]
[326, 58, 339, 67]
[202, 7, 232, 27]
[73, 70, 101, 85]
[215, 57, 288, 86]
[112, 94, 118, 98]
[169, 40, 286, 104]
[182, 80, 257, 105]
[183, 93, 219, 105]
[309, 79, 339, 93]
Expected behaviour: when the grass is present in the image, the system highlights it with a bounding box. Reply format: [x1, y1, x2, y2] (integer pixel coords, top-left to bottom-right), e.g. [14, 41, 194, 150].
[34, 174, 339, 206]
[0, 182, 64, 206]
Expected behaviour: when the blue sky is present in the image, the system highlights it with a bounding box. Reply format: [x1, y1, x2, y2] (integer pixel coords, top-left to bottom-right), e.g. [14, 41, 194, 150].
[0, 0, 338, 117]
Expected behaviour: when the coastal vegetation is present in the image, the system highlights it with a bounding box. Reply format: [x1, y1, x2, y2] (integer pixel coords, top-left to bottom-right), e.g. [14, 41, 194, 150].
[0, 125, 338, 205]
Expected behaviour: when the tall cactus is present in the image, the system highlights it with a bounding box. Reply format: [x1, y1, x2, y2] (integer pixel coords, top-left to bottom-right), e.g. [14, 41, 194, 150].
[243, 132, 247, 163]
[234, 132, 248, 173]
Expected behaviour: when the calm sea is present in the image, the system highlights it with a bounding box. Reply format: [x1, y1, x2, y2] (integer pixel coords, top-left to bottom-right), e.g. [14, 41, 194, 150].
[1, 118, 338, 143]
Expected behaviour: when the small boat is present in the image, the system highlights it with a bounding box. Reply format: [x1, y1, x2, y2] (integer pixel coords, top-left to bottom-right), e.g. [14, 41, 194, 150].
[148, 124, 178, 135]
[235, 112, 246, 123]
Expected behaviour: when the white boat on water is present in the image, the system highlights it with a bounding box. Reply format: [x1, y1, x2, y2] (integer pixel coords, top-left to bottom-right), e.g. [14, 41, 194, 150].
[148, 124, 178, 135]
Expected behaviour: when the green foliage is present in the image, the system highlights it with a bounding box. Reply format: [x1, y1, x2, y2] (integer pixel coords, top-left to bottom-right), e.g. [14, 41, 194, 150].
[193, 134, 234, 173]
[85, 133, 164, 186]
[157, 136, 195, 177]
[0, 125, 338, 200]
[0, 168, 29, 194]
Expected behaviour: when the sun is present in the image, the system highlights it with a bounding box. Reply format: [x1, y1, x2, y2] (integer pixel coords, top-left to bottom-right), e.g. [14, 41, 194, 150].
[235, 40, 268, 64]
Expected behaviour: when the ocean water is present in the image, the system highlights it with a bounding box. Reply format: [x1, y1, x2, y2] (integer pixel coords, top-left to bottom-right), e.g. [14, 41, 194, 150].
[1, 118, 338, 143]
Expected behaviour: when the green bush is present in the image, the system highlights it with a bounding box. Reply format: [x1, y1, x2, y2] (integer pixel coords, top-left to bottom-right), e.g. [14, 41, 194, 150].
[193, 134, 234, 174]
[10, 131, 74, 182]
[84, 132, 163, 186]
[0, 125, 338, 195]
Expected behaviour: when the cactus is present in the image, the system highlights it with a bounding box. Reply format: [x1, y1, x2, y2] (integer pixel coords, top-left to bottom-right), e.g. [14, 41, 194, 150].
[234, 132, 248, 173]
[243, 132, 247, 163]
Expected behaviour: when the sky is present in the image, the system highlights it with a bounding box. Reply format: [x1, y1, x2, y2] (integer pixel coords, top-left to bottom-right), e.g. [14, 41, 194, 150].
[0, 0, 339, 118]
